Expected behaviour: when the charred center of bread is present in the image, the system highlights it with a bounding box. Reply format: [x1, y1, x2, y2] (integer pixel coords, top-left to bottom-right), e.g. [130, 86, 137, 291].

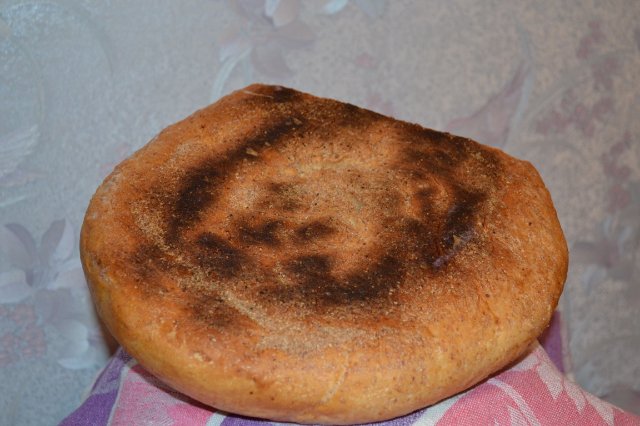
[125, 85, 503, 329]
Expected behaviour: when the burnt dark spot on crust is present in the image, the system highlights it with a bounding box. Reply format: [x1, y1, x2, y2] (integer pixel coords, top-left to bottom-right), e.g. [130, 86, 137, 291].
[402, 125, 474, 169]
[271, 86, 300, 103]
[167, 117, 304, 241]
[405, 148, 463, 176]
[335, 101, 384, 131]
[268, 182, 288, 193]
[190, 293, 241, 329]
[242, 119, 303, 153]
[130, 243, 168, 285]
[442, 187, 486, 250]
[401, 217, 443, 267]
[129, 243, 193, 296]
[169, 163, 221, 241]
[267, 253, 404, 307]
[264, 254, 338, 304]
[414, 188, 439, 217]
[128, 86, 507, 325]
[395, 126, 503, 271]
[196, 232, 243, 277]
[287, 254, 332, 277]
[342, 102, 360, 114]
[400, 187, 486, 271]
[295, 221, 335, 242]
[401, 123, 451, 146]
[279, 254, 336, 301]
[239, 220, 283, 246]
[266, 182, 302, 212]
[341, 255, 403, 303]
[303, 99, 387, 141]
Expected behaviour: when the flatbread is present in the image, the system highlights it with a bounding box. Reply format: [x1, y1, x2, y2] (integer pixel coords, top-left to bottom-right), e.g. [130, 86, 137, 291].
[80, 84, 568, 424]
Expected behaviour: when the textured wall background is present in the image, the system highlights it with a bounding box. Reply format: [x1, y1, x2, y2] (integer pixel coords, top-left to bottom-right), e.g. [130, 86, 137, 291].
[1, 1, 639, 424]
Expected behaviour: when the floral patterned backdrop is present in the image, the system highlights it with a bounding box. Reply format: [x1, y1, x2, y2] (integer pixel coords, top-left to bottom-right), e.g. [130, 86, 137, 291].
[0, 1, 638, 424]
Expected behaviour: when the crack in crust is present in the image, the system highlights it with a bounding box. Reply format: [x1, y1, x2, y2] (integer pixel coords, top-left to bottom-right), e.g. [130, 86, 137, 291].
[319, 350, 351, 406]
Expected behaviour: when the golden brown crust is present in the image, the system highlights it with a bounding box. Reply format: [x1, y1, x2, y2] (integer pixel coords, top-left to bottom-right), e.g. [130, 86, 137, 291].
[80, 84, 568, 424]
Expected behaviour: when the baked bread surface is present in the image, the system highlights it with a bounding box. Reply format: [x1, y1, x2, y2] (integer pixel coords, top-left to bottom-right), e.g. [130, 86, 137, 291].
[81, 84, 568, 424]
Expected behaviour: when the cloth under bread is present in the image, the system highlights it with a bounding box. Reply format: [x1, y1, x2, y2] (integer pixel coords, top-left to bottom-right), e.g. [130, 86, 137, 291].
[60, 340, 640, 426]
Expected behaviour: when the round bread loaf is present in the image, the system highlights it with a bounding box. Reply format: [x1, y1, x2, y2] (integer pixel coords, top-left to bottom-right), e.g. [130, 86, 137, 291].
[81, 84, 568, 424]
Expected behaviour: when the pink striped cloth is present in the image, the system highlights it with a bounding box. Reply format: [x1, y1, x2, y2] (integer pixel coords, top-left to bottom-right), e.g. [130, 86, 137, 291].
[61, 339, 639, 425]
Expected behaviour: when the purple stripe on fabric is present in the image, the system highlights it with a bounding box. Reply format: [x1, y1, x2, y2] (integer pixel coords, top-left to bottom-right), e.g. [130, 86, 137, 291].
[220, 415, 266, 426]
[539, 310, 564, 373]
[58, 348, 132, 426]
[358, 407, 427, 426]
[219, 406, 426, 426]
